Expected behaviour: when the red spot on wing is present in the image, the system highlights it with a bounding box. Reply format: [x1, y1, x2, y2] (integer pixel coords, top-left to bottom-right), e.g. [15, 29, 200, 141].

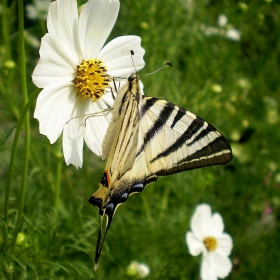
[104, 170, 111, 186]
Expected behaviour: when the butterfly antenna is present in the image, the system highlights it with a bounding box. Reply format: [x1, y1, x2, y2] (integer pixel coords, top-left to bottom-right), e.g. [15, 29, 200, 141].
[140, 62, 172, 78]
[130, 50, 138, 73]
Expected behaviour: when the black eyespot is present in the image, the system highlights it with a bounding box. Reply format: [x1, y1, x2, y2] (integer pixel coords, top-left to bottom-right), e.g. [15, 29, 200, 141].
[119, 192, 128, 203]
[105, 202, 115, 217]
[100, 172, 109, 187]
[130, 183, 144, 194]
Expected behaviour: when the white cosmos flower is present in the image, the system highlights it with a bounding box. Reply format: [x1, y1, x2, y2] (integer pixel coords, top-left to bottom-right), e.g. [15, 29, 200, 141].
[186, 204, 233, 280]
[32, 0, 145, 168]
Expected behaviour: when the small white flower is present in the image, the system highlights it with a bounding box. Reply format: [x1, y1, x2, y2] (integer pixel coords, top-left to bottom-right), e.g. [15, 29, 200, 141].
[186, 204, 233, 280]
[32, 0, 145, 168]
[202, 14, 241, 42]
[26, 0, 52, 20]
[217, 14, 228, 27]
[225, 28, 241, 41]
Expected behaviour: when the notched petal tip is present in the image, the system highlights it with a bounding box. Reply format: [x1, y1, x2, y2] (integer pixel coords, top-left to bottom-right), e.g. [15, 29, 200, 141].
[98, 35, 145, 77]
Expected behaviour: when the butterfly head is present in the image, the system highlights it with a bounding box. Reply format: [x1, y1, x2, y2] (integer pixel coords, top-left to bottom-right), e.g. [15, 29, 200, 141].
[127, 73, 139, 82]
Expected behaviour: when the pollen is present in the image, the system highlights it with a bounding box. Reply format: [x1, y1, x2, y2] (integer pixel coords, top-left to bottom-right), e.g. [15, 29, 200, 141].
[73, 59, 112, 101]
[203, 236, 218, 251]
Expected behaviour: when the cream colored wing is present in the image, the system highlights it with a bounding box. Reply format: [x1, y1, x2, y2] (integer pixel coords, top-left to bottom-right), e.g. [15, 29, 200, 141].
[101, 96, 232, 213]
[89, 75, 232, 269]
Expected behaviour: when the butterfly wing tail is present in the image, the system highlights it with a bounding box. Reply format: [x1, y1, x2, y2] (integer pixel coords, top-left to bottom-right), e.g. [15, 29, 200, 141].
[93, 214, 114, 270]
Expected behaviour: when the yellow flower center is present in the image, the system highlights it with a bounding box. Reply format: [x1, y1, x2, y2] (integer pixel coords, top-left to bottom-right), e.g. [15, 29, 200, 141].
[203, 237, 218, 251]
[73, 59, 111, 101]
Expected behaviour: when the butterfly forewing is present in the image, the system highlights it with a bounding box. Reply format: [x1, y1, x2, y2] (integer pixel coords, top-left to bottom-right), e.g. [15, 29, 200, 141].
[135, 97, 232, 176]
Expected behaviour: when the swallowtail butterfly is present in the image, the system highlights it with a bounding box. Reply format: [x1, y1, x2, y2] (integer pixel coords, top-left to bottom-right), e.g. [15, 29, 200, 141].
[89, 72, 232, 269]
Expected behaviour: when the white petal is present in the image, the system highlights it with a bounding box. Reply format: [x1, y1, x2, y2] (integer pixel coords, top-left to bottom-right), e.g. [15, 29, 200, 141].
[63, 121, 84, 168]
[62, 96, 88, 168]
[79, 0, 120, 59]
[38, 33, 76, 69]
[137, 263, 150, 278]
[200, 254, 218, 280]
[83, 99, 112, 156]
[98, 36, 145, 77]
[102, 93, 115, 108]
[47, 0, 81, 62]
[226, 28, 241, 41]
[191, 204, 212, 240]
[32, 33, 76, 88]
[34, 82, 76, 143]
[210, 252, 232, 278]
[186, 232, 204, 256]
[217, 233, 233, 256]
[208, 213, 224, 237]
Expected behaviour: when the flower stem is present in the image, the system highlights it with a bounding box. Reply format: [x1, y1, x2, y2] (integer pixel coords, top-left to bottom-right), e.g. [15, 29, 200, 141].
[1, 0, 11, 60]
[2, 0, 41, 249]
[3, 88, 40, 248]
[11, 0, 30, 242]
[54, 141, 63, 217]
[3, 89, 41, 247]
[1, 0, 19, 119]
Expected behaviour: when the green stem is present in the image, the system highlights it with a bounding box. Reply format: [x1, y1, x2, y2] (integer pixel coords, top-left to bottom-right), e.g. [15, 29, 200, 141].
[9, 0, 30, 244]
[1, 0, 19, 120]
[53, 141, 63, 217]
[2, 0, 42, 247]
[1, 0, 11, 60]
[2, 88, 40, 247]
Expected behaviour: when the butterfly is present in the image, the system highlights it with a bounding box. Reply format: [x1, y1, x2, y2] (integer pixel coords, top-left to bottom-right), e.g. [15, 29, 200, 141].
[89, 72, 232, 269]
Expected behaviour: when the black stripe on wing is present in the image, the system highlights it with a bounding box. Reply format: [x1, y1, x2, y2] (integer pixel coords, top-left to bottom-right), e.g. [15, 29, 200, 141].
[153, 132, 232, 176]
[118, 91, 128, 115]
[150, 115, 206, 163]
[183, 136, 232, 165]
[140, 96, 158, 117]
[171, 107, 186, 128]
[156, 136, 232, 176]
[137, 100, 175, 156]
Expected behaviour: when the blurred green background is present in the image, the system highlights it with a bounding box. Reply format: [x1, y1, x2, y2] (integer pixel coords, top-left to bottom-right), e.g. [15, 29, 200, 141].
[1, 0, 280, 279]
